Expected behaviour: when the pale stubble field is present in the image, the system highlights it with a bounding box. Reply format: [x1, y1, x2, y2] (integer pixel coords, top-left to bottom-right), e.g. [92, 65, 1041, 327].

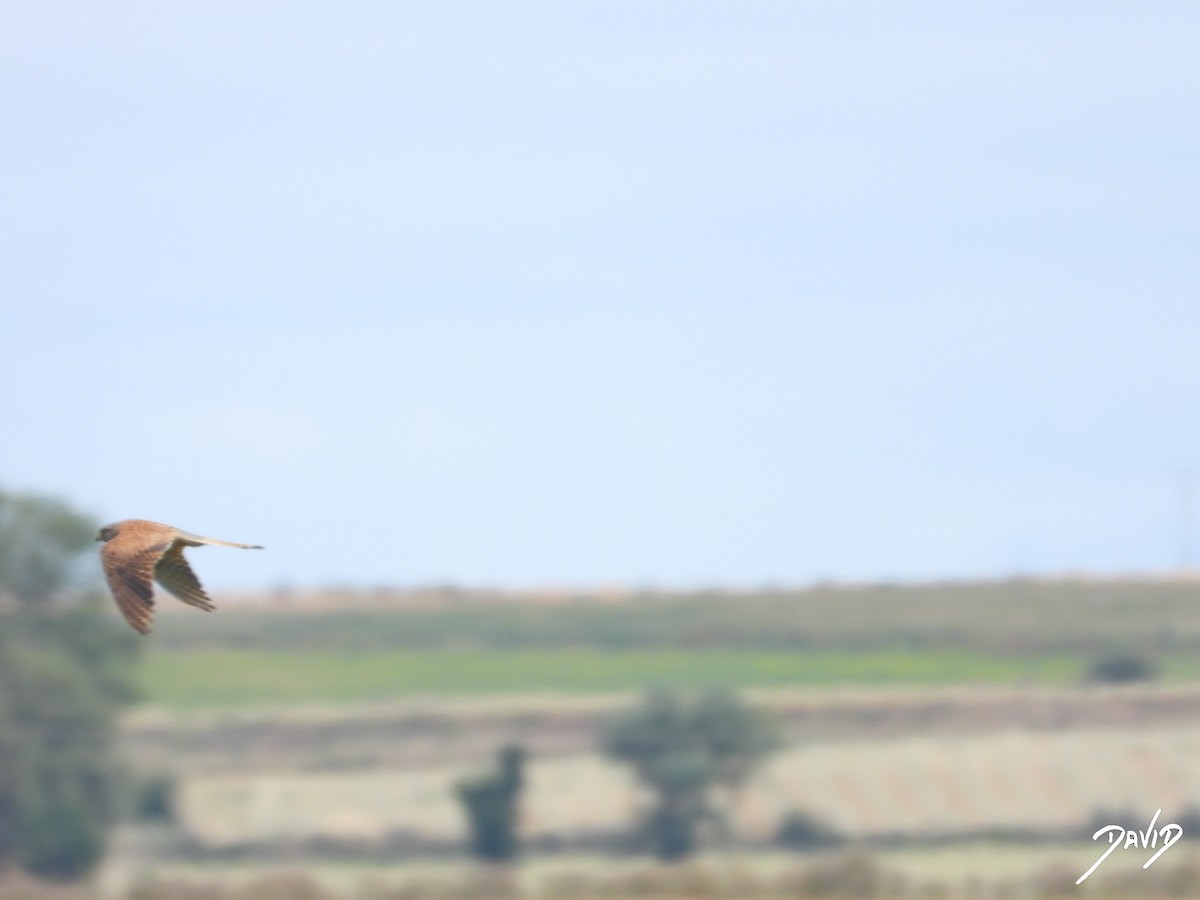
[97, 581, 1200, 897]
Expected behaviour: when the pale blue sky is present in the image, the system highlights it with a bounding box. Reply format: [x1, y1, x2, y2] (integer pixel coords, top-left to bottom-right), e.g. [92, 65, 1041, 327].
[2, 3, 1198, 589]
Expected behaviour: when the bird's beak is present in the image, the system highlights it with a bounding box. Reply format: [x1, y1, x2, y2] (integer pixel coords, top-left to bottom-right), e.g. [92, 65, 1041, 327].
[94, 533, 104, 542]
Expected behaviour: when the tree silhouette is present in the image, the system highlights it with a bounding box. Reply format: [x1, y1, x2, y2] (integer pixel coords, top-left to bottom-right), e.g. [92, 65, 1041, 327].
[0, 488, 97, 606]
[604, 689, 782, 860]
[0, 487, 139, 879]
[456, 744, 526, 862]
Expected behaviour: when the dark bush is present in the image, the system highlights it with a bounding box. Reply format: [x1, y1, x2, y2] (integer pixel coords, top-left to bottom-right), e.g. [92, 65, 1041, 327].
[776, 809, 844, 850]
[1086, 653, 1157, 683]
[133, 773, 178, 823]
[455, 745, 525, 862]
[17, 801, 105, 881]
[603, 689, 782, 860]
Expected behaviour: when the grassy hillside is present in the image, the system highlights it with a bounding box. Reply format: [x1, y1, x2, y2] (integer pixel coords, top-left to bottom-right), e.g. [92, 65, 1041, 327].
[138, 648, 1100, 710]
[134, 579, 1200, 710]
[150, 578, 1200, 654]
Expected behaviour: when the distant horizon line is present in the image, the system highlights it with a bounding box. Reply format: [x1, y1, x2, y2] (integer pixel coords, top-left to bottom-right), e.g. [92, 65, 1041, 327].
[186, 566, 1200, 604]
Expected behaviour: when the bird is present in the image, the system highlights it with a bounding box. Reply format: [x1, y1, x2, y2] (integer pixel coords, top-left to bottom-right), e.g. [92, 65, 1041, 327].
[96, 519, 263, 634]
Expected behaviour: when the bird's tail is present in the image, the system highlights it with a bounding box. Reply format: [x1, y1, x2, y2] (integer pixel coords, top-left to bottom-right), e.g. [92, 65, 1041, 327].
[176, 530, 264, 550]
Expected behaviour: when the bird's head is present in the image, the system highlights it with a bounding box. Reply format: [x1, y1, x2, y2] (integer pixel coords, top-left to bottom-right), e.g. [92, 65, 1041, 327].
[95, 522, 121, 543]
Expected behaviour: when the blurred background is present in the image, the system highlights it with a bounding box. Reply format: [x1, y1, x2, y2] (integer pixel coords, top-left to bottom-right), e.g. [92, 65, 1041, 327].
[2, 2, 1200, 897]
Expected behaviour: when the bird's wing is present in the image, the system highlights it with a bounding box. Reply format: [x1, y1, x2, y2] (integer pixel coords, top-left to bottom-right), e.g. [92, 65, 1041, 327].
[101, 536, 170, 635]
[154, 542, 216, 611]
[172, 529, 262, 550]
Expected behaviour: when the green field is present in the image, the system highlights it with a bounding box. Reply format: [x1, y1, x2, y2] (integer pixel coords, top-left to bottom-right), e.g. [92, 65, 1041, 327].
[150, 579, 1200, 655]
[134, 580, 1200, 709]
[139, 646, 1175, 710]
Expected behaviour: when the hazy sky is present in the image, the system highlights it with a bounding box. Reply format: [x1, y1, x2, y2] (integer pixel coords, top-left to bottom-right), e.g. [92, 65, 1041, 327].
[2, 3, 1198, 590]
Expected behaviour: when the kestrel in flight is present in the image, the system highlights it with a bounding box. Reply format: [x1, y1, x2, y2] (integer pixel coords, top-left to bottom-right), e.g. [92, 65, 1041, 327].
[96, 519, 263, 635]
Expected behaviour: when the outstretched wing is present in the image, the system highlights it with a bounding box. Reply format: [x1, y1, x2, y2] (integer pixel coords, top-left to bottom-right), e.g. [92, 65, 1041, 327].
[101, 537, 170, 635]
[172, 529, 263, 550]
[153, 543, 217, 612]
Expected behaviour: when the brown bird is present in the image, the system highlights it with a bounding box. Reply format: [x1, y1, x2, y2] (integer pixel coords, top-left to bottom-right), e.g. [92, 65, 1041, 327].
[96, 519, 263, 634]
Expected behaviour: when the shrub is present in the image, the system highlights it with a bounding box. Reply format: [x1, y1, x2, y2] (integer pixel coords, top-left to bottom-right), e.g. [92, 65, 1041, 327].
[17, 801, 105, 882]
[776, 809, 844, 850]
[603, 689, 782, 860]
[1086, 653, 1157, 683]
[455, 745, 525, 862]
[132, 772, 178, 823]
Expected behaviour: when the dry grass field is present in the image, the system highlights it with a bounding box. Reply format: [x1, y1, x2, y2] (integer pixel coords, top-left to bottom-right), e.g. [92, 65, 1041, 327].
[166, 724, 1200, 847]
[89, 844, 1200, 899]
[83, 580, 1200, 897]
[105, 683, 1200, 897]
